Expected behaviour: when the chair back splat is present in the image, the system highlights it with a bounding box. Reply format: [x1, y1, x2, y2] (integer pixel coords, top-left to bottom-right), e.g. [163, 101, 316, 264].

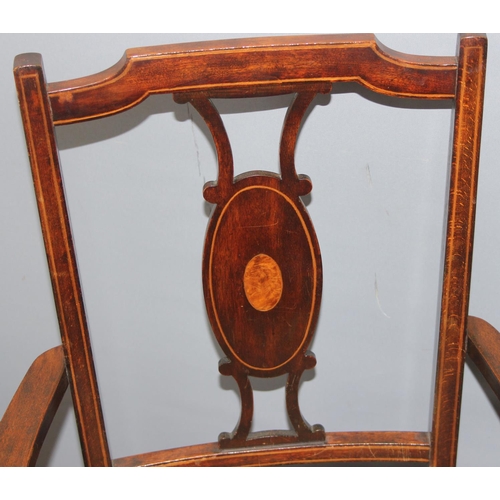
[13, 34, 487, 466]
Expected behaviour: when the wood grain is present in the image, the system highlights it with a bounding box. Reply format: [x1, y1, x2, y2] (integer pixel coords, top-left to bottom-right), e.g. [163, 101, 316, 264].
[113, 431, 430, 467]
[46, 34, 457, 125]
[467, 316, 500, 401]
[0, 347, 67, 466]
[430, 34, 487, 467]
[244, 254, 283, 312]
[14, 53, 111, 467]
[197, 87, 325, 446]
[12, 34, 488, 466]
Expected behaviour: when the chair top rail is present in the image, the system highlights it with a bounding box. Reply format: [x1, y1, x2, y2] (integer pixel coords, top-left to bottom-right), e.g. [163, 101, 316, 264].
[15, 34, 457, 127]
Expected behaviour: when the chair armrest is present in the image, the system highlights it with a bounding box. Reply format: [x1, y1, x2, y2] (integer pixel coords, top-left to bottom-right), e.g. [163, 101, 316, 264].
[0, 346, 68, 466]
[467, 316, 500, 401]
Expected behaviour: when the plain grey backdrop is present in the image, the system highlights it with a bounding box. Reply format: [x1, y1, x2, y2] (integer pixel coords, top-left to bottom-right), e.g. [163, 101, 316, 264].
[1, 34, 500, 466]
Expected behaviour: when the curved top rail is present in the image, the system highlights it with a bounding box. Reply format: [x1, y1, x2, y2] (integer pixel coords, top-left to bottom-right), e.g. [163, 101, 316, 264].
[17, 34, 458, 125]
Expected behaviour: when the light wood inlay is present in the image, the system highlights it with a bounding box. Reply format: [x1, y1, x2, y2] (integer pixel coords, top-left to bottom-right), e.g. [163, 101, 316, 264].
[243, 254, 283, 312]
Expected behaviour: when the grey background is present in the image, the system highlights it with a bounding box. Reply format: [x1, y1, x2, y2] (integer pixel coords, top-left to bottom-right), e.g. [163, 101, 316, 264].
[1, 34, 499, 466]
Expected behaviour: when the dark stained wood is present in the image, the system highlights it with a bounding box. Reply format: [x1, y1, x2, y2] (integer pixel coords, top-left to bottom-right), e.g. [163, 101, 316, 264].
[0, 346, 67, 466]
[186, 87, 326, 448]
[467, 316, 500, 401]
[112, 431, 430, 467]
[46, 34, 457, 126]
[430, 34, 487, 467]
[11, 34, 488, 466]
[13, 53, 111, 467]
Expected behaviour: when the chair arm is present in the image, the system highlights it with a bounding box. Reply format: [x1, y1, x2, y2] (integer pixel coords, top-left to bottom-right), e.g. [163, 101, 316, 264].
[0, 346, 68, 466]
[467, 316, 500, 401]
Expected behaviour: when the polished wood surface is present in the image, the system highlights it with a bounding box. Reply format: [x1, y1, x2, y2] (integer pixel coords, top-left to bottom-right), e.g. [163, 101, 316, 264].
[46, 34, 457, 126]
[9, 34, 489, 466]
[113, 431, 430, 467]
[0, 346, 68, 466]
[14, 53, 112, 467]
[430, 34, 487, 467]
[243, 254, 284, 312]
[184, 86, 327, 448]
[467, 316, 500, 401]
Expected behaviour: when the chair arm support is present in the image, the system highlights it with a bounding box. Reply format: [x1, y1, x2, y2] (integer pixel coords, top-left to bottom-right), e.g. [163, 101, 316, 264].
[0, 346, 68, 466]
[467, 316, 500, 402]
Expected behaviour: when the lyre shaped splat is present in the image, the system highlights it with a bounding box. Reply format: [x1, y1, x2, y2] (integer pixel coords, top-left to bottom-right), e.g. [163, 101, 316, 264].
[175, 85, 330, 449]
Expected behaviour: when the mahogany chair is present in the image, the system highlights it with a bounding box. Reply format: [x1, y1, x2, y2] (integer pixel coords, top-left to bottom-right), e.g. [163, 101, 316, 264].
[0, 33, 496, 467]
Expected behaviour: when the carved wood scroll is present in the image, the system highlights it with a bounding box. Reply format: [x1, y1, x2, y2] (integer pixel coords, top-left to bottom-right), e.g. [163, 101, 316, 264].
[175, 86, 330, 448]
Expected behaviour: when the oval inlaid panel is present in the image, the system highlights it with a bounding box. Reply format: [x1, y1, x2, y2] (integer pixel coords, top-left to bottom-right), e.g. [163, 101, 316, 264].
[244, 254, 283, 312]
[204, 179, 322, 374]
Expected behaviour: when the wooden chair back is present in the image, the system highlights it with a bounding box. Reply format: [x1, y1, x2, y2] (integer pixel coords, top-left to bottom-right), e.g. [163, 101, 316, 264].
[14, 34, 487, 466]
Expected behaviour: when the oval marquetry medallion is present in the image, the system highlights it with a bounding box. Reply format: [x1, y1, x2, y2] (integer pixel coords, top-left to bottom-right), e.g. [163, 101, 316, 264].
[243, 254, 283, 312]
[204, 179, 321, 374]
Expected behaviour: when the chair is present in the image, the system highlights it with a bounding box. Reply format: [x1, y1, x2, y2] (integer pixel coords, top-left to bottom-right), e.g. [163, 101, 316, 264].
[0, 33, 496, 466]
